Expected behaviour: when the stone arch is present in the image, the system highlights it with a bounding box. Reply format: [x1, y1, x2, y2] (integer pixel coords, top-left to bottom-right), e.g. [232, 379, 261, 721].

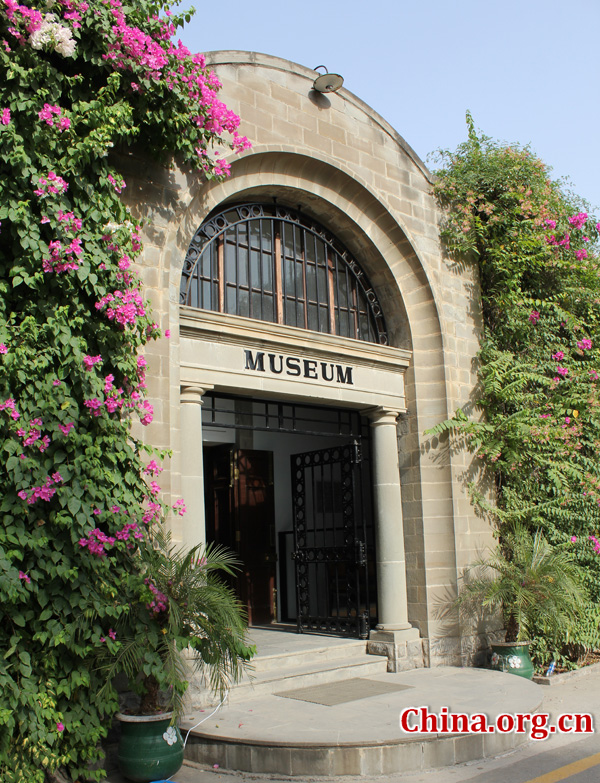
[159, 148, 456, 639]
[170, 149, 445, 360]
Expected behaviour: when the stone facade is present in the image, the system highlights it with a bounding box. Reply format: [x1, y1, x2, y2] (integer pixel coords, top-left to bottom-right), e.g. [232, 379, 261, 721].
[116, 51, 496, 667]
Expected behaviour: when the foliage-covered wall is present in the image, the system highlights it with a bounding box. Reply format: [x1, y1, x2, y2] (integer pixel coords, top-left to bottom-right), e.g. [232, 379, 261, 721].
[0, 1, 248, 779]
[431, 115, 600, 664]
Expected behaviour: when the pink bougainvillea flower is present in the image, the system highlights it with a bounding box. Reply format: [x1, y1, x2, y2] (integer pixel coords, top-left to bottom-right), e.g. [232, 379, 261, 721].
[164, 329, 170, 337]
[1, 108, 10, 125]
[529, 310, 540, 324]
[58, 422, 74, 435]
[143, 459, 162, 475]
[568, 212, 588, 230]
[551, 351, 564, 360]
[571, 536, 577, 543]
[556, 366, 569, 377]
[18, 571, 31, 583]
[83, 354, 102, 371]
[139, 399, 153, 426]
[578, 339, 592, 351]
[0, 344, 7, 354]
[56, 722, 64, 732]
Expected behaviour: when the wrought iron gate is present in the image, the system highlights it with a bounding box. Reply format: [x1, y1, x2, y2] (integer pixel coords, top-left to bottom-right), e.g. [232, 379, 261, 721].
[291, 442, 371, 638]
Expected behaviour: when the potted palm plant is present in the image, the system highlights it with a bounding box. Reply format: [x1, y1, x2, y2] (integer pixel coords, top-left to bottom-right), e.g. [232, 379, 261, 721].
[99, 529, 255, 783]
[457, 525, 586, 678]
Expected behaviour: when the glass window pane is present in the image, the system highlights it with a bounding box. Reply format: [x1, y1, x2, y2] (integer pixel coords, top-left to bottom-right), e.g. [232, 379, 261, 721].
[339, 312, 350, 337]
[225, 237, 236, 282]
[308, 304, 318, 331]
[306, 263, 317, 302]
[283, 224, 294, 257]
[250, 220, 261, 249]
[284, 256, 295, 294]
[238, 289, 249, 318]
[316, 240, 325, 266]
[285, 298, 296, 327]
[226, 286, 237, 314]
[238, 249, 248, 287]
[262, 252, 273, 292]
[262, 294, 274, 322]
[295, 261, 304, 294]
[250, 249, 261, 288]
[319, 305, 329, 333]
[251, 291, 262, 319]
[202, 280, 211, 308]
[337, 271, 348, 307]
[262, 220, 272, 253]
[317, 266, 327, 305]
[200, 248, 211, 278]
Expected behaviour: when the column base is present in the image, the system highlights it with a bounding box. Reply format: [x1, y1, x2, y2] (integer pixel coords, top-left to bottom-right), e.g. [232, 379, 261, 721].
[367, 627, 425, 672]
[370, 627, 420, 643]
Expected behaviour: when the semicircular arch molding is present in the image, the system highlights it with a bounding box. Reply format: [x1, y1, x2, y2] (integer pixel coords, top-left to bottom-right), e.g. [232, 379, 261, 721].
[172, 149, 445, 361]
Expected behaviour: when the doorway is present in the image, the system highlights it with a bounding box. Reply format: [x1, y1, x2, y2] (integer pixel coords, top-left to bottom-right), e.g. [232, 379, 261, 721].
[202, 393, 378, 635]
[204, 446, 277, 626]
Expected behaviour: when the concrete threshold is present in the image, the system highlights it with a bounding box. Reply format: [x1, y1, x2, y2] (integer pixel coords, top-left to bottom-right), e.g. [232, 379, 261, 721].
[181, 667, 543, 776]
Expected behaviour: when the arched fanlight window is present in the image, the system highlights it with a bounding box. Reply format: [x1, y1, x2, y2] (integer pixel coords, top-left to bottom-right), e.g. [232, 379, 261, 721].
[180, 203, 388, 344]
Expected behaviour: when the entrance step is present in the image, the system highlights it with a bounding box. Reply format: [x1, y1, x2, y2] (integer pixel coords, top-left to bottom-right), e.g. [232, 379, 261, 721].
[232, 655, 388, 698]
[187, 628, 388, 708]
[231, 631, 387, 699]
[251, 637, 370, 673]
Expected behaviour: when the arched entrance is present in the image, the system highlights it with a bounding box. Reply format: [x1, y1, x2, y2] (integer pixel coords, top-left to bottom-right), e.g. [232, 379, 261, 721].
[178, 201, 415, 643]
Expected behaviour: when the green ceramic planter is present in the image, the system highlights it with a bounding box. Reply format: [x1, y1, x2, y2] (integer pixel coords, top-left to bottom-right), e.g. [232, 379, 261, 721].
[490, 641, 534, 679]
[117, 712, 184, 783]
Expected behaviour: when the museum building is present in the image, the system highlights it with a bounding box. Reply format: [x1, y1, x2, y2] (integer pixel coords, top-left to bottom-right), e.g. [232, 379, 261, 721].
[121, 51, 492, 670]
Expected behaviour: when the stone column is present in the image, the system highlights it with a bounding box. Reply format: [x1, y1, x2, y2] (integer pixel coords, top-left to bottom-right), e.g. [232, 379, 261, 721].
[368, 408, 421, 670]
[180, 385, 207, 551]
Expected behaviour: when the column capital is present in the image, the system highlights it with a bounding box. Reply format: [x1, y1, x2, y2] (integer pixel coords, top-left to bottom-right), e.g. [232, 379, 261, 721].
[367, 407, 401, 427]
[180, 385, 207, 405]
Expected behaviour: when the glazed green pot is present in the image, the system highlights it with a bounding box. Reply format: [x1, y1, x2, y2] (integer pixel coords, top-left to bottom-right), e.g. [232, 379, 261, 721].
[490, 641, 534, 679]
[117, 712, 184, 783]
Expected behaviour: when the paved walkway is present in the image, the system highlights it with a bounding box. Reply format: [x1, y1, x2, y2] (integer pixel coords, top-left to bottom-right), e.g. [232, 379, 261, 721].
[101, 629, 600, 782]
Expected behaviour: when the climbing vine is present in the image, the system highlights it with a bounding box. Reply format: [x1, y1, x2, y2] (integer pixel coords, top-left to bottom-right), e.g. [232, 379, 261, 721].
[0, 1, 248, 779]
[430, 114, 600, 663]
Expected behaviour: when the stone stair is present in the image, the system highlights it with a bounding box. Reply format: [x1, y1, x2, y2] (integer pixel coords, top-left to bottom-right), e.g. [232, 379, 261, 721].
[230, 637, 388, 699]
[186, 630, 388, 708]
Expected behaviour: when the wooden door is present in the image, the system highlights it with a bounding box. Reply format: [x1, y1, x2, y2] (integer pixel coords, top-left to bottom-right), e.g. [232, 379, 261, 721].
[205, 446, 276, 625]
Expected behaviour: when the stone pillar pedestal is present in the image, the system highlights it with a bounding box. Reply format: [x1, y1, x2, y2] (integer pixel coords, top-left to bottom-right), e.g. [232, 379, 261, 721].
[367, 408, 421, 670]
[180, 385, 207, 551]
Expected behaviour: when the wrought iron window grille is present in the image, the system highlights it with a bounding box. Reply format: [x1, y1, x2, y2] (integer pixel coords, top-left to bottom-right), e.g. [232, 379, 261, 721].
[180, 203, 388, 345]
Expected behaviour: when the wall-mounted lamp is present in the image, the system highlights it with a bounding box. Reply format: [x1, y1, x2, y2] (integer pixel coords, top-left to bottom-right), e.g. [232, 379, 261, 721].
[312, 65, 344, 94]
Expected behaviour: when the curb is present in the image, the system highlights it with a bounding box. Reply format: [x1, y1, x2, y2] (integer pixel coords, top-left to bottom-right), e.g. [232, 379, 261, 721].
[533, 660, 600, 687]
